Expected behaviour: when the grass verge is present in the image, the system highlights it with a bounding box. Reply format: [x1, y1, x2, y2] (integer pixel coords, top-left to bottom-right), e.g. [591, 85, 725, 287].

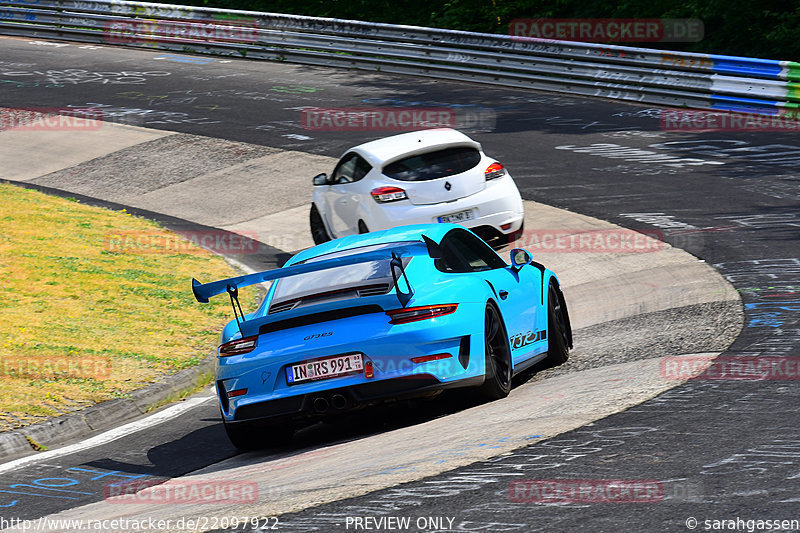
[0, 183, 254, 431]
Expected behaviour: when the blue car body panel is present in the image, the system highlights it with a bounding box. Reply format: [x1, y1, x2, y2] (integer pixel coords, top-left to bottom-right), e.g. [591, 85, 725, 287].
[192, 223, 567, 424]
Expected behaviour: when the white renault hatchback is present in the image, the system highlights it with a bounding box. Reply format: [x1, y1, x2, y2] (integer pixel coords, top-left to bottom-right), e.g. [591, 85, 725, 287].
[309, 129, 524, 244]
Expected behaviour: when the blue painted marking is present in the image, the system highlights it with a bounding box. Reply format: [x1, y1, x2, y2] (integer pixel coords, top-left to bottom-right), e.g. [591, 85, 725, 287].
[747, 313, 784, 328]
[0, 469, 152, 508]
[745, 301, 800, 311]
[31, 478, 81, 487]
[66, 467, 147, 481]
[9, 483, 91, 495]
[377, 465, 417, 475]
[0, 489, 79, 500]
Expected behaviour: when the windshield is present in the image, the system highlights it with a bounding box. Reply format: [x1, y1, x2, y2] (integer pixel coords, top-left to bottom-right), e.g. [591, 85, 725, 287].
[382, 146, 481, 182]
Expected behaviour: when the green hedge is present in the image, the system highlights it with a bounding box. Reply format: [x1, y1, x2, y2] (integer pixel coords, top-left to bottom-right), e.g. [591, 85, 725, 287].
[179, 0, 797, 60]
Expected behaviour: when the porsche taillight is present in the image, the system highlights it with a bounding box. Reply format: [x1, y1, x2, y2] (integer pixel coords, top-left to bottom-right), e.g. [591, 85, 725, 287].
[218, 336, 258, 357]
[485, 162, 506, 180]
[385, 304, 458, 324]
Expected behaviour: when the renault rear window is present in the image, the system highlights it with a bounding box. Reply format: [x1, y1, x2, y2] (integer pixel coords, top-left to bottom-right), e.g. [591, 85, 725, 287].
[382, 146, 481, 182]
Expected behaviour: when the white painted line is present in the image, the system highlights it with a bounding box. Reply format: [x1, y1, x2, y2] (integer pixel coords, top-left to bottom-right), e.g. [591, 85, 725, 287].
[0, 395, 214, 474]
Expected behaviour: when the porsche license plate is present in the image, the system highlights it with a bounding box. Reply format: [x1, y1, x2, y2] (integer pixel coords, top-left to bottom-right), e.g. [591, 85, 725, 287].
[438, 209, 475, 224]
[286, 353, 364, 384]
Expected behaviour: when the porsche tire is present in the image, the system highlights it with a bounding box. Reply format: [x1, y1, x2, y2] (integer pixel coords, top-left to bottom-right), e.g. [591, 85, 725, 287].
[545, 281, 570, 367]
[478, 303, 513, 400]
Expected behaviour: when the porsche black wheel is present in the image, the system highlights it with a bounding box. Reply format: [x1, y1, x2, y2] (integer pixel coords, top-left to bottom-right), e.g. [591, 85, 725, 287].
[478, 303, 512, 400]
[545, 281, 570, 367]
[310, 204, 331, 244]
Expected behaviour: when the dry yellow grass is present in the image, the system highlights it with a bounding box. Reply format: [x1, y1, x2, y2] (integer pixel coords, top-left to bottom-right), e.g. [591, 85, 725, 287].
[0, 183, 254, 430]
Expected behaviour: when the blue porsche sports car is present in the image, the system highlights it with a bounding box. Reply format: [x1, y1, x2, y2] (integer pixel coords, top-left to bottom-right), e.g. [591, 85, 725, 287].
[192, 224, 572, 450]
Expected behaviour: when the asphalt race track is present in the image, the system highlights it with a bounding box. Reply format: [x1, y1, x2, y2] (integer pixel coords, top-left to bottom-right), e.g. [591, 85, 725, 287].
[1, 35, 799, 532]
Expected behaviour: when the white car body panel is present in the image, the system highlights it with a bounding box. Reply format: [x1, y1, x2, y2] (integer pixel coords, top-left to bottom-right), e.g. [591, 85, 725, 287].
[311, 129, 524, 239]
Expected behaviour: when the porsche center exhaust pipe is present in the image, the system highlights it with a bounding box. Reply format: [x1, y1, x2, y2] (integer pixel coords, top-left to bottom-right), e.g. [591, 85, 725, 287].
[331, 394, 348, 410]
[313, 397, 329, 413]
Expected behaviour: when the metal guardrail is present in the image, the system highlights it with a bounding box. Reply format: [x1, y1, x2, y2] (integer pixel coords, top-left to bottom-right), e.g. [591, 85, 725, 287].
[1, 0, 798, 114]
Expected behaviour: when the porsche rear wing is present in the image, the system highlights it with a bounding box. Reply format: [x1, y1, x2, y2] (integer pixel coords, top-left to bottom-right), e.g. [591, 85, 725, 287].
[192, 244, 418, 307]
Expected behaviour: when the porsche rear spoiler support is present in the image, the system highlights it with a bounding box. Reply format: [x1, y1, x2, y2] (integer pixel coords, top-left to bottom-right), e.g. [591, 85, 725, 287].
[390, 251, 413, 307]
[192, 244, 419, 312]
[226, 285, 246, 335]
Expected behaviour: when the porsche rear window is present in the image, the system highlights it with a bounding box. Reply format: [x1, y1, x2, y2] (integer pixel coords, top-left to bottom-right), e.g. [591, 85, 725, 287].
[382, 146, 481, 182]
[269, 241, 422, 308]
[271, 260, 391, 302]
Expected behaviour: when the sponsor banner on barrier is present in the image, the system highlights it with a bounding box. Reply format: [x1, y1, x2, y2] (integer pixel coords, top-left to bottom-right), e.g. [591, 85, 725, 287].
[512, 229, 665, 253]
[0, 356, 112, 380]
[661, 356, 800, 381]
[104, 230, 259, 255]
[0, 107, 103, 131]
[104, 18, 259, 45]
[660, 109, 800, 132]
[509, 18, 703, 43]
[509, 479, 664, 503]
[300, 107, 456, 131]
[104, 479, 258, 504]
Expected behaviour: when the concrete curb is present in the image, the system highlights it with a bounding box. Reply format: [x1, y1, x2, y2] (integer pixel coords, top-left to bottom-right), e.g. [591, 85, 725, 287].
[0, 354, 216, 461]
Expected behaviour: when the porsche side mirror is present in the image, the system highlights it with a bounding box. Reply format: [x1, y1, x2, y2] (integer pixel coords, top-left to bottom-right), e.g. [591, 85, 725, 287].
[312, 173, 329, 186]
[510, 248, 531, 270]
